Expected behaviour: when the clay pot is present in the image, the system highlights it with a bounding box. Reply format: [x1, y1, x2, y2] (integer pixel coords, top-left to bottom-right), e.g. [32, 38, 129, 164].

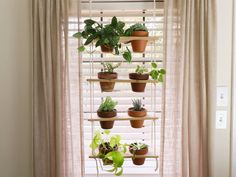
[128, 108, 147, 128]
[101, 45, 113, 53]
[129, 145, 148, 165]
[98, 72, 117, 92]
[97, 110, 117, 129]
[129, 73, 149, 92]
[131, 31, 149, 53]
[99, 142, 118, 165]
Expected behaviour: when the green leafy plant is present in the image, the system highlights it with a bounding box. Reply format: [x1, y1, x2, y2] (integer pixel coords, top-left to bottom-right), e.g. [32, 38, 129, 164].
[149, 62, 166, 82]
[129, 142, 148, 151]
[101, 62, 121, 73]
[90, 130, 127, 176]
[73, 16, 132, 62]
[134, 63, 166, 82]
[125, 23, 148, 36]
[98, 96, 117, 112]
[135, 64, 148, 74]
[131, 99, 143, 111]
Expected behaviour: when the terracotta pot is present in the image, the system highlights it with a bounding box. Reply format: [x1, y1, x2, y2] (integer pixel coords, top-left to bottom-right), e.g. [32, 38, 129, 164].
[129, 145, 148, 165]
[128, 108, 147, 128]
[131, 31, 149, 53]
[97, 110, 117, 129]
[99, 142, 118, 165]
[101, 45, 113, 53]
[98, 72, 117, 92]
[129, 73, 149, 92]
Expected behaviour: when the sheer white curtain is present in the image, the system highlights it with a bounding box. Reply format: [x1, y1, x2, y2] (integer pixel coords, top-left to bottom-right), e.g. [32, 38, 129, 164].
[33, 0, 84, 176]
[160, 0, 216, 177]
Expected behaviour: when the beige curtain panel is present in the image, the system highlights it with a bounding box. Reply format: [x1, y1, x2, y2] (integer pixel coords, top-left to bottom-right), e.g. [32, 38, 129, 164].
[32, 0, 84, 177]
[160, 0, 216, 177]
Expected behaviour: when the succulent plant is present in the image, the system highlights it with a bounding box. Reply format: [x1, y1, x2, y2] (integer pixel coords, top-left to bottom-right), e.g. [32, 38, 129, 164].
[99, 97, 117, 112]
[130, 142, 148, 151]
[125, 23, 148, 36]
[132, 99, 143, 111]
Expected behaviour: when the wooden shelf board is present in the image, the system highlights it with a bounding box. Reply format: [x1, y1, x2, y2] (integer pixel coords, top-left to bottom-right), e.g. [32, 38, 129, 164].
[87, 78, 157, 83]
[86, 117, 159, 122]
[89, 155, 159, 159]
[120, 36, 160, 44]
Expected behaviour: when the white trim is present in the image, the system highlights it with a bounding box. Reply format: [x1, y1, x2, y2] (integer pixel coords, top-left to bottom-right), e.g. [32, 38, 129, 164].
[231, 0, 236, 176]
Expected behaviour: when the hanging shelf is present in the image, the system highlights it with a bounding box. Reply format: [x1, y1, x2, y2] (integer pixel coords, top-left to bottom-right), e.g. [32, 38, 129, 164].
[120, 36, 160, 44]
[89, 155, 159, 159]
[86, 116, 159, 122]
[87, 78, 158, 83]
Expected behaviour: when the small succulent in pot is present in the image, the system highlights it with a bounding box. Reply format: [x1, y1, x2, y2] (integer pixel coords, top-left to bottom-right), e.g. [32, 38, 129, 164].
[97, 97, 118, 129]
[125, 23, 149, 53]
[129, 142, 148, 165]
[98, 62, 121, 92]
[73, 16, 132, 62]
[128, 99, 147, 128]
[129, 62, 166, 92]
[90, 130, 127, 176]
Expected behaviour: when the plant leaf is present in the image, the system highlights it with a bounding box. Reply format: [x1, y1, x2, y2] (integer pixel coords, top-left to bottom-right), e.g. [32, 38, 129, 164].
[84, 35, 97, 45]
[151, 62, 157, 68]
[104, 130, 110, 135]
[111, 16, 118, 27]
[84, 19, 96, 26]
[78, 46, 85, 52]
[73, 32, 82, 38]
[159, 68, 166, 74]
[115, 168, 123, 176]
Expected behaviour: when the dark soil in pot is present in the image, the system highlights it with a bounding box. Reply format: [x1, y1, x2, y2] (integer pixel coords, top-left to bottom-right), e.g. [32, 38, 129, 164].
[98, 72, 117, 92]
[99, 142, 118, 165]
[97, 110, 117, 129]
[129, 73, 149, 92]
[101, 45, 113, 53]
[129, 145, 148, 165]
[128, 107, 147, 128]
[131, 31, 149, 53]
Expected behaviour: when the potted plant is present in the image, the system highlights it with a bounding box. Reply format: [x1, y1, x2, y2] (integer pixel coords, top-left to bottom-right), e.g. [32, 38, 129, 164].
[129, 142, 148, 165]
[129, 62, 166, 92]
[98, 62, 121, 92]
[97, 97, 117, 129]
[128, 99, 147, 128]
[125, 23, 148, 53]
[73, 16, 132, 62]
[90, 130, 127, 176]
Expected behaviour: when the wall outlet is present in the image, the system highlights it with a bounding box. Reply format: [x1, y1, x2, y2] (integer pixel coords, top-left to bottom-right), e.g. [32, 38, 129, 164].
[216, 110, 227, 129]
[217, 86, 228, 107]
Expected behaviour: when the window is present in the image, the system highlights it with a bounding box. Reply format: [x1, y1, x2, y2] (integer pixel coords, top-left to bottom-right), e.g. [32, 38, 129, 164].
[68, 0, 164, 176]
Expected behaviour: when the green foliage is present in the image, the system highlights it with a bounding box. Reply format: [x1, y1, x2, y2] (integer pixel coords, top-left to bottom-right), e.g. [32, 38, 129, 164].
[134, 63, 166, 82]
[90, 131, 128, 176]
[124, 23, 148, 36]
[73, 16, 132, 62]
[98, 97, 117, 112]
[149, 62, 166, 82]
[101, 62, 121, 73]
[131, 99, 143, 111]
[135, 65, 148, 74]
[130, 142, 148, 151]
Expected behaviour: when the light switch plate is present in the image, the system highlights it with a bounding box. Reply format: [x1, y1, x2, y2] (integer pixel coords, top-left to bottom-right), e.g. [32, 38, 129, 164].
[216, 110, 227, 129]
[217, 86, 228, 107]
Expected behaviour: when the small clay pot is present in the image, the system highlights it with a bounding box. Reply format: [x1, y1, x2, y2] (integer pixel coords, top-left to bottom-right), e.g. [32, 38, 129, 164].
[99, 142, 118, 165]
[98, 72, 117, 92]
[129, 73, 149, 92]
[97, 110, 117, 129]
[129, 145, 148, 165]
[101, 45, 113, 53]
[128, 107, 147, 128]
[131, 31, 149, 53]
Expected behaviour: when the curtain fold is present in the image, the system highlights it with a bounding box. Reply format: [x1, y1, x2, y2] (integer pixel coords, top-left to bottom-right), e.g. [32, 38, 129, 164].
[33, 0, 84, 177]
[160, 0, 216, 177]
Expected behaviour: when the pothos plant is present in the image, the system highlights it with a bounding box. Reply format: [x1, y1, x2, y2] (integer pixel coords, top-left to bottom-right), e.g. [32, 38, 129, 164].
[90, 130, 128, 176]
[73, 16, 132, 62]
[135, 62, 166, 82]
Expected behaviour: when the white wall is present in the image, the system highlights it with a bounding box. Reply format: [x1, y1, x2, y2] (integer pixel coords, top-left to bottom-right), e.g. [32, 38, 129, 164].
[209, 0, 233, 177]
[0, 0, 32, 177]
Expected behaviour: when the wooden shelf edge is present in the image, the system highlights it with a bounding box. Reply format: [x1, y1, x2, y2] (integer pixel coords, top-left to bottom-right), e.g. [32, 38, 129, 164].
[86, 117, 159, 122]
[89, 155, 159, 159]
[87, 78, 157, 83]
[120, 36, 160, 44]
